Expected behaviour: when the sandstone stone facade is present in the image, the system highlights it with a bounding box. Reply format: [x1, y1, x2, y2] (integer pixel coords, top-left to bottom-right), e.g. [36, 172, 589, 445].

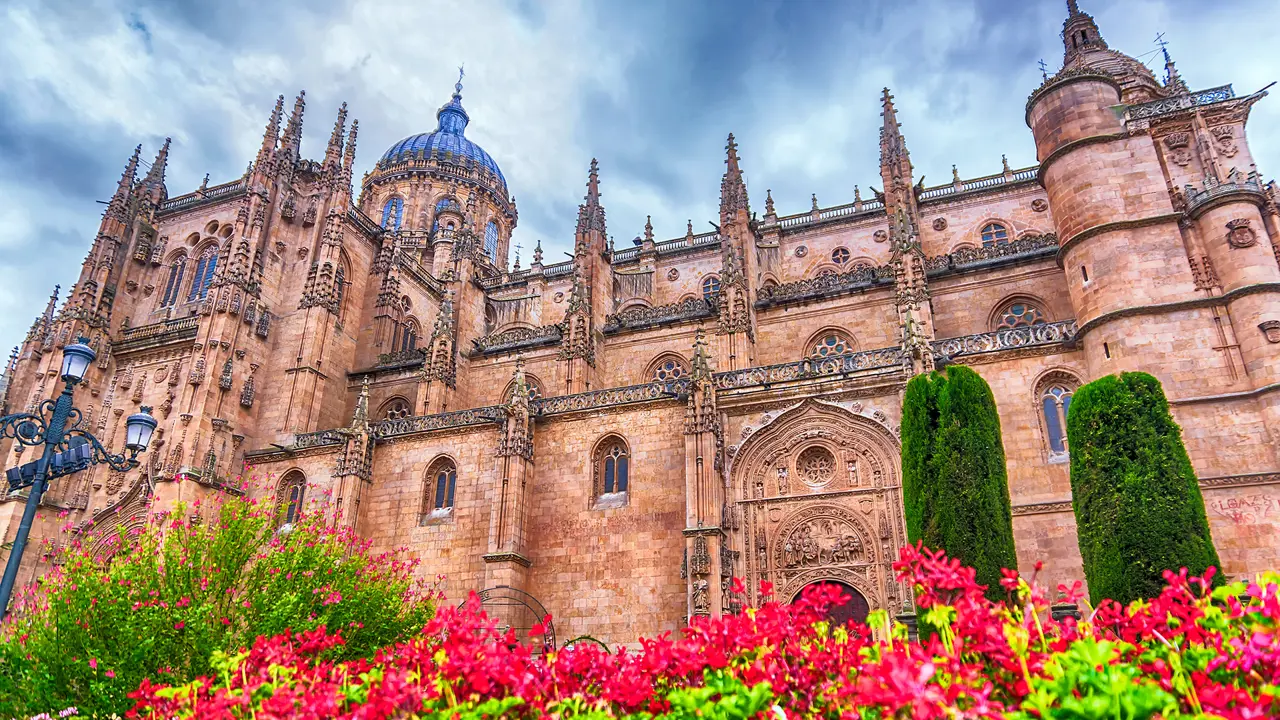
[3, 4, 1279, 645]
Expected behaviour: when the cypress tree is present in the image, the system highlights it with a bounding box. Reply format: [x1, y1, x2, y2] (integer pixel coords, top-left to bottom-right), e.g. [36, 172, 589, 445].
[1066, 372, 1221, 605]
[901, 365, 1018, 600]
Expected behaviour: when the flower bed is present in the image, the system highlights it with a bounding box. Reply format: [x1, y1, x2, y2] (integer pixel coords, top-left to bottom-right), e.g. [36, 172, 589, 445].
[128, 546, 1279, 719]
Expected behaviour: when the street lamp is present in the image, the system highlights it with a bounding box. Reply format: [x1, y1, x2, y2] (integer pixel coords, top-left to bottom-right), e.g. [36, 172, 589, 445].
[0, 337, 156, 617]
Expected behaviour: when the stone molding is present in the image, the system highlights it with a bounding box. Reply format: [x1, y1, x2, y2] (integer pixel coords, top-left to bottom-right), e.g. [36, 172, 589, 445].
[1055, 213, 1182, 264]
[924, 233, 1059, 277]
[482, 552, 532, 567]
[1073, 282, 1280, 341]
[603, 296, 716, 334]
[471, 324, 563, 356]
[1198, 472, 1280, 489]
[1035, 133, 1128, 187]
[1024, 68, 1120, 125]
[754, 264, 893, 308]
[1011, 501, 1073, 516]
[1171, 381, 1280, 406]
[1127, 85, 1236, 121]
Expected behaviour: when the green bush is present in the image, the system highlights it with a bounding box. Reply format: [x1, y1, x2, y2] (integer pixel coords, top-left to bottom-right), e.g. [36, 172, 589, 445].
[0, 485, 434, 718]
[901, 364, 1018, 600]
[1066, 371, 1221, 605]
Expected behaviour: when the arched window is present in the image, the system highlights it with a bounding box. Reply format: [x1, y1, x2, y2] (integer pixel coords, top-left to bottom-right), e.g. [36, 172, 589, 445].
[1041, 384, 1075, 458]
[980, 222, 1010, 248]
[651, 356, 688, 382]
[701, 276, 721, 303]
[160, 256, 186, 308]
[381, 197, 404, 230]
[277, 471, 306, 527]
[808, 330, 855, 359]
[484, 221, 500, 261]
[995, 301, 1047, 330]
[400, 320, 419, 352]
[381, 397, 412, 420]
[593, 436, 630, 505]
[831, 247, 851, 265]
[334, 262, 347, 319]
[188, 247, 218, 301]
[503, 376, 543, 402]
[422, 458, 457, 521]
[432, 197, 460, 230]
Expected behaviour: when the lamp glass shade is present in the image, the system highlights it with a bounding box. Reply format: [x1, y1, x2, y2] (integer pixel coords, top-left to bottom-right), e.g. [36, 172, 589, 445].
[60, 341, 96, 382]
[124, 408, 158, 452]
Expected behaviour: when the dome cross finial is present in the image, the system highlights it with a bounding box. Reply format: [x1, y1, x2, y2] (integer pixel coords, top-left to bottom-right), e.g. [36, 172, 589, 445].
[456, 64, 465, 97]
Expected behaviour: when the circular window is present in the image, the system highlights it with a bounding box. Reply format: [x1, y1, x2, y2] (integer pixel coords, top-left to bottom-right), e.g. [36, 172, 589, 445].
[797, 446, 836, 487]
[996, 303, 1046, 330]
[831, 247, 850, 265]
[810, 333, 852, 358]
[653, 359, 686, 382]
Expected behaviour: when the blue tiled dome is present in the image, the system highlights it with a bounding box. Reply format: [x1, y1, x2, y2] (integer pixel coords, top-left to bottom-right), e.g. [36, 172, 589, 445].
[379, 83, 506, 188]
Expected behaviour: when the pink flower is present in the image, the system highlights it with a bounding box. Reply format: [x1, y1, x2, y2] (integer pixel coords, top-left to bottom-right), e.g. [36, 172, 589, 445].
[174, 621, 185, 630]
[88, 658, 97, 670]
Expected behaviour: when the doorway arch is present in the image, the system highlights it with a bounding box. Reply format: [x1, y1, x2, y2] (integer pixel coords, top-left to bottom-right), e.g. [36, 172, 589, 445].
[793, 580, 870, 626]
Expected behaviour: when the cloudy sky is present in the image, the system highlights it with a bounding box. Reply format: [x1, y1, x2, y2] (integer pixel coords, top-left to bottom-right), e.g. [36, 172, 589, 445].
[1, 0, 1277, 352]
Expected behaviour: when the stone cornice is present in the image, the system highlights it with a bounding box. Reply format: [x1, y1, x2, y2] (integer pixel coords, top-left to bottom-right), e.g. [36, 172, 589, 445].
[1025, 69, 1121, 126]
[1055, 212, 1182, 266]
[482, 552, 531, 567]
[1011, 500, 1072, 516]
[1198, 471, 1280, 490]
[1073, 282, 1280, 341]
[1170, 381, 1280, 406]
[1036, 133, 1127, 187]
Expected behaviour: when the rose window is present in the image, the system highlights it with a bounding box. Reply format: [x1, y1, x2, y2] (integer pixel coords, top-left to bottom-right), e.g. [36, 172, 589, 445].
[831, 247, 851, 265]
[996, 303, 1046, 330]
[797, 446, 836, 486]
[653, 359, 687, 382]
[810, 334, 852, 358]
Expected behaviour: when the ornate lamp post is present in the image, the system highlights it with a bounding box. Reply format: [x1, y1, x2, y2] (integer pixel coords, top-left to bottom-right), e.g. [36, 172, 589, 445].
[0, 338, 156, 616]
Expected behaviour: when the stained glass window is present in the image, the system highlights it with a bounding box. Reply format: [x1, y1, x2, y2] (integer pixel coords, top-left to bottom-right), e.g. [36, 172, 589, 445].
[831, 247, 851, 265]
[981, 223, 1010, 248]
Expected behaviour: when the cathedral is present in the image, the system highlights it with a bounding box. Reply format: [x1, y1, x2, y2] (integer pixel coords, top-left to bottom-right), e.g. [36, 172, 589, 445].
[3, 3, 1279, 645]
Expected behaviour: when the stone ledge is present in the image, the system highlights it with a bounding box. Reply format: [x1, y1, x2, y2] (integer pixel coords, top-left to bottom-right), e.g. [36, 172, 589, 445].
[482, 552, 531, 567]
[1055, 213, 1181, 265]
[1072, 282, 1280, 341]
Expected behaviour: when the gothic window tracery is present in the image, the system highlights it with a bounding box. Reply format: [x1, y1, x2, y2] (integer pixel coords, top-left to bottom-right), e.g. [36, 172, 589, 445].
[808, 330, 855, 359]
[592, 435, 630, 506]
[994, 301, 1047, 330]
[831, 247, 851, 265]
[381, 197, 404, 230]
[188, 246, 218, 301]
[649, 355, 689, 383]
[484, 221, 500, 261]
[380, 397, 412, 420]
[503, 376, 543, 402]
[1034, 372, 1080, 460]
[400, 319, 420, 352]
[277, 470, 306, 527]
[160, 255, 186, 308]
[334, 262, 348, 320]
[422, 458, 457, 521]
[701, 276, 721, 303]
[980, 222, 1010, 248]
[796, 446, 836, 487]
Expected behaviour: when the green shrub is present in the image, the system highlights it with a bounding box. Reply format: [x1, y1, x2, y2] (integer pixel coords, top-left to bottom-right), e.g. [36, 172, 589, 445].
[0, 484, 434, 718]
[901, 364, 1018, 600]
[1066, 372, 1221, 605]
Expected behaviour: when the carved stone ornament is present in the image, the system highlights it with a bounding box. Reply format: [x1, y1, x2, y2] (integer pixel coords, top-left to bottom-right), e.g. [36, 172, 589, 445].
[1226, 218, 1258, 249]
[931, 217, 947, 231]
[1031, 198, 1049, 212]
[667, 268, 679, 281]
[1211, 125, 1238, 158]
[873, 230, 888, 243]
[554, 292, 564, 303]
[794, 245, 809, 258]
[1162, 131, 1193, 166]
[776, 507, 867, 573]
[1260, 320, 1280, 344]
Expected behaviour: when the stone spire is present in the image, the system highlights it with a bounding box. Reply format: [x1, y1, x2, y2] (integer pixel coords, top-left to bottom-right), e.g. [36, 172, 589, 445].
[879, 88, 920, 225]
[575, 158, 606, 238]
[1062, 0, 1108, 65]
[0, 345, 18, 412]
[276, 90, 306, 167]
[139, 137, 170, 207]
[719, 133, 749, 225]
[683, 327, 719, 435]
[35, 285, 60, 344]
[1162, 45, 1189, 94]
[644, 215, 654, 244]
[324, 102, 348, 172]
[107, 145, 142, 220]
[256, 94, 284, 171]
[350, 376, 370, 431]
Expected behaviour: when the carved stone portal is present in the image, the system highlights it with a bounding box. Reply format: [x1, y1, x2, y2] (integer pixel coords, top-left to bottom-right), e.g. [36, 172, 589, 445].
[730, 399, 908, 613]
